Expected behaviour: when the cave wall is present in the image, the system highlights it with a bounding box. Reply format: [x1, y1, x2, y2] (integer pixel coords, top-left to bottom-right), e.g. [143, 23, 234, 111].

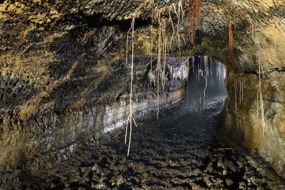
[224, 19, 285, 177]
[0, 0, 191, 171]
[1, 0, 285, 177]
[220, 1, 285, 177]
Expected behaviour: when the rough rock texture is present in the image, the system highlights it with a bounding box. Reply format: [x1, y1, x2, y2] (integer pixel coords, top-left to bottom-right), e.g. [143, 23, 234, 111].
[1, 0, 285, 178]
[3, 97, 285, 189]
[0, 1, 191, 171]
[219, 1, 285, 178]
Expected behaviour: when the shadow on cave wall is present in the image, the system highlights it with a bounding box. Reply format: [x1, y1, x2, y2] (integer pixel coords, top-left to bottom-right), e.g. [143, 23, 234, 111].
[43, 25, 125, 110]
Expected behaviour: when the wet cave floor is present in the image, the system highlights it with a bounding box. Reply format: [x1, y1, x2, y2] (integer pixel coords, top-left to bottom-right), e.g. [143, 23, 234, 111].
[22, 96, 285, 189]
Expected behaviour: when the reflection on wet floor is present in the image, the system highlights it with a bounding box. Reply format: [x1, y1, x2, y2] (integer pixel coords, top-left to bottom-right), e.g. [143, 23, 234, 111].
[30, 96, 285, 189]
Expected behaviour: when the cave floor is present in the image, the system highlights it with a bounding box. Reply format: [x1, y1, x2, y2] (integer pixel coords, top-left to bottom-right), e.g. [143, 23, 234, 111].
[16, 96, 285, 189]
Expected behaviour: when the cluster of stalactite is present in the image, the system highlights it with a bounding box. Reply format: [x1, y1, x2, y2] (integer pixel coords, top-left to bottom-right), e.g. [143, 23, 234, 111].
[124, 0, 239, 155]
[124, 0, 188, 155]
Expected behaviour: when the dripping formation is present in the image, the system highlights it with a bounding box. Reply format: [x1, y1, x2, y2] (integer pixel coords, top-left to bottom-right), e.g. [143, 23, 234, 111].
[125, 0, 202, 155]
[188, 0, 202, 44]
[123, 0, 234, 156]
[125, 18, 138, 156]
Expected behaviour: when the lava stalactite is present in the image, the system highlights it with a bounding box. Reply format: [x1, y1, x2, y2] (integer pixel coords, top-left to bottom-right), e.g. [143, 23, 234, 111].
[188, 0, 201, 44]
[228, 20, 234, 52]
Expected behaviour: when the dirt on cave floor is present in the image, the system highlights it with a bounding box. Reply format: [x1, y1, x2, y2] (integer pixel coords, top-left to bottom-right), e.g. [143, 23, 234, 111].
[4, 95, 285, 190]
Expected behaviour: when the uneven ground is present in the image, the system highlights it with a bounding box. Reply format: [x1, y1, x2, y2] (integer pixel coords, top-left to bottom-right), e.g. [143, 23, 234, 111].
[4, 95, 284, 190]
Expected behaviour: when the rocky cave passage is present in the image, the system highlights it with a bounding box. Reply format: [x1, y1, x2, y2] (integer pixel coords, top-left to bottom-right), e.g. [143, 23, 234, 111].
[9, 57, 284, 189]
[1, 0, 285, 189]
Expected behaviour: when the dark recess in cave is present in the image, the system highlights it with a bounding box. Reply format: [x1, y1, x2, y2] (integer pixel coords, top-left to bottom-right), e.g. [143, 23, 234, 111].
[62, 10, 152, 32]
